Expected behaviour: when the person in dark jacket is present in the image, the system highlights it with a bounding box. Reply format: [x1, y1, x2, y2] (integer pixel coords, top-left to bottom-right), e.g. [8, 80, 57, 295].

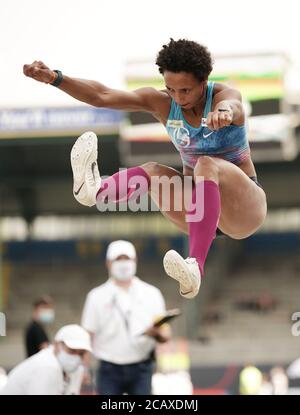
[25, 296, 54, 357]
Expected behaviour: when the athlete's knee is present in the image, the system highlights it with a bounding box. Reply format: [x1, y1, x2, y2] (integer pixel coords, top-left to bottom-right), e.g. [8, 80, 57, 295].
[229, 233, 249, 240]
[227, 228, 258, 240]
[140, 161, 163, 177]
[195, 156, 218, 170]
[194, 156, 219, 179]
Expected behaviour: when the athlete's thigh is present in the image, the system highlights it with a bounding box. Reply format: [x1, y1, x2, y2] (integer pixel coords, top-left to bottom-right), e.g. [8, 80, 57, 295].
[141, 162, 189, 234]
[215, 158, 267, 238]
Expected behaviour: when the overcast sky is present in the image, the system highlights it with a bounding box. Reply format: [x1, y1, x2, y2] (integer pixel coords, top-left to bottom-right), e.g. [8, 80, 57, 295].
[1, 0, 300, 107]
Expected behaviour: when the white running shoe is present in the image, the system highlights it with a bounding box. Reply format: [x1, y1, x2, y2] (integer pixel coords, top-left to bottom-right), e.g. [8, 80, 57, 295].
[163, 250, 201, 299]
[70, 131, 101, 207]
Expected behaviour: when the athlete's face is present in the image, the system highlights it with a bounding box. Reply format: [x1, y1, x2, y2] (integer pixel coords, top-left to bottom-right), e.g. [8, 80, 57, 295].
[163, 71, 207, 110]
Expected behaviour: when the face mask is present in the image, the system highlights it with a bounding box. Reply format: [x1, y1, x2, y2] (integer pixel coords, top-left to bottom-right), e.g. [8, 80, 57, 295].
[110, 259, 136, 281]
[38, 309, 55, 324]
[57, 349, 82, 374]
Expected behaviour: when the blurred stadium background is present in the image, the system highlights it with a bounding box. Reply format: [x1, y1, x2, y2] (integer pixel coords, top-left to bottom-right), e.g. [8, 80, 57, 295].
[1, 0, 300, 395]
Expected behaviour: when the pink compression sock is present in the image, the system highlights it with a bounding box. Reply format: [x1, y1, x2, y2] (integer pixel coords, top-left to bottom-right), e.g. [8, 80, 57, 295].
[187, 180, 221, 276]
[96, 167, 150, 203]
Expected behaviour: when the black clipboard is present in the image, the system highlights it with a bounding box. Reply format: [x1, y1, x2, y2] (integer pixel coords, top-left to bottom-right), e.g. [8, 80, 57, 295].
[152, 308, 181, 327]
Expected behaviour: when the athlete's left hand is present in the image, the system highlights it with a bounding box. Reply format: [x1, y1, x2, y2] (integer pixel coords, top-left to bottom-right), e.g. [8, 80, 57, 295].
[206, 107, 233, 130]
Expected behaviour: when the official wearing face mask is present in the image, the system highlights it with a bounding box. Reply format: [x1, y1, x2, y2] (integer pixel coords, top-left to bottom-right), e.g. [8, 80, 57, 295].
[24, 296, 55, 358]
[0, 324, 91, 395]
[81, 240, 171, 395]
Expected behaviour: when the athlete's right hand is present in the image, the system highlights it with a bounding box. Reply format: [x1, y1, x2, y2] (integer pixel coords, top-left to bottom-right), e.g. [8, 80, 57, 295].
[23, 61, 55, 84]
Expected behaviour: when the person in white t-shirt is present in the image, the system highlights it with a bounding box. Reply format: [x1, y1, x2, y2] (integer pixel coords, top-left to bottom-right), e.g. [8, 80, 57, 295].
[270, 366, 288, 395]
[81, 240, 171, 395]
[0, 368, 7, 390]
[0, 324, 91, 395]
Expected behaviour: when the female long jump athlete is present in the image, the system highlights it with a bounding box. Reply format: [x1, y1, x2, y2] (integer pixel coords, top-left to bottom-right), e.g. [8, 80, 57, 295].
[23, 39, 267, 299]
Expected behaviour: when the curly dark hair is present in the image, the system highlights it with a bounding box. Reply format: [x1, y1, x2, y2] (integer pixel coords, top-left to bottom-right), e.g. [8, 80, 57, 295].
[156, 38, 213, 82]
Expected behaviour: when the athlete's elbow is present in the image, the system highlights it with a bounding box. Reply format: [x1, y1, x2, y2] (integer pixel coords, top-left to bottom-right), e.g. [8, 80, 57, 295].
[92, 88, 112, 108]
[92, 94, 106, 108]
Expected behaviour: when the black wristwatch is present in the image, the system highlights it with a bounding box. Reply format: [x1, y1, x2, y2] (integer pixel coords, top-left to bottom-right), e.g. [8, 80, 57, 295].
[50, 70, 63, 87]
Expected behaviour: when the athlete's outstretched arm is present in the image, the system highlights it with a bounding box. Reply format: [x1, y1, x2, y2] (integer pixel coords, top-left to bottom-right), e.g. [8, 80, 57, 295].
[207, 87, 245, 130]
[23, 60, 165, 113]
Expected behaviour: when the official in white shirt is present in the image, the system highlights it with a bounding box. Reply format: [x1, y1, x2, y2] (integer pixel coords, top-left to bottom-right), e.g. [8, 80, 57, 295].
[81, 240, 171, 395]
[0, 324, 91, 395]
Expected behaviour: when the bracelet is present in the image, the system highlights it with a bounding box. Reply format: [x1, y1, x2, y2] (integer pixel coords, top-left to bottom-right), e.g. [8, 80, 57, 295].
[50, 70, 63, 87]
